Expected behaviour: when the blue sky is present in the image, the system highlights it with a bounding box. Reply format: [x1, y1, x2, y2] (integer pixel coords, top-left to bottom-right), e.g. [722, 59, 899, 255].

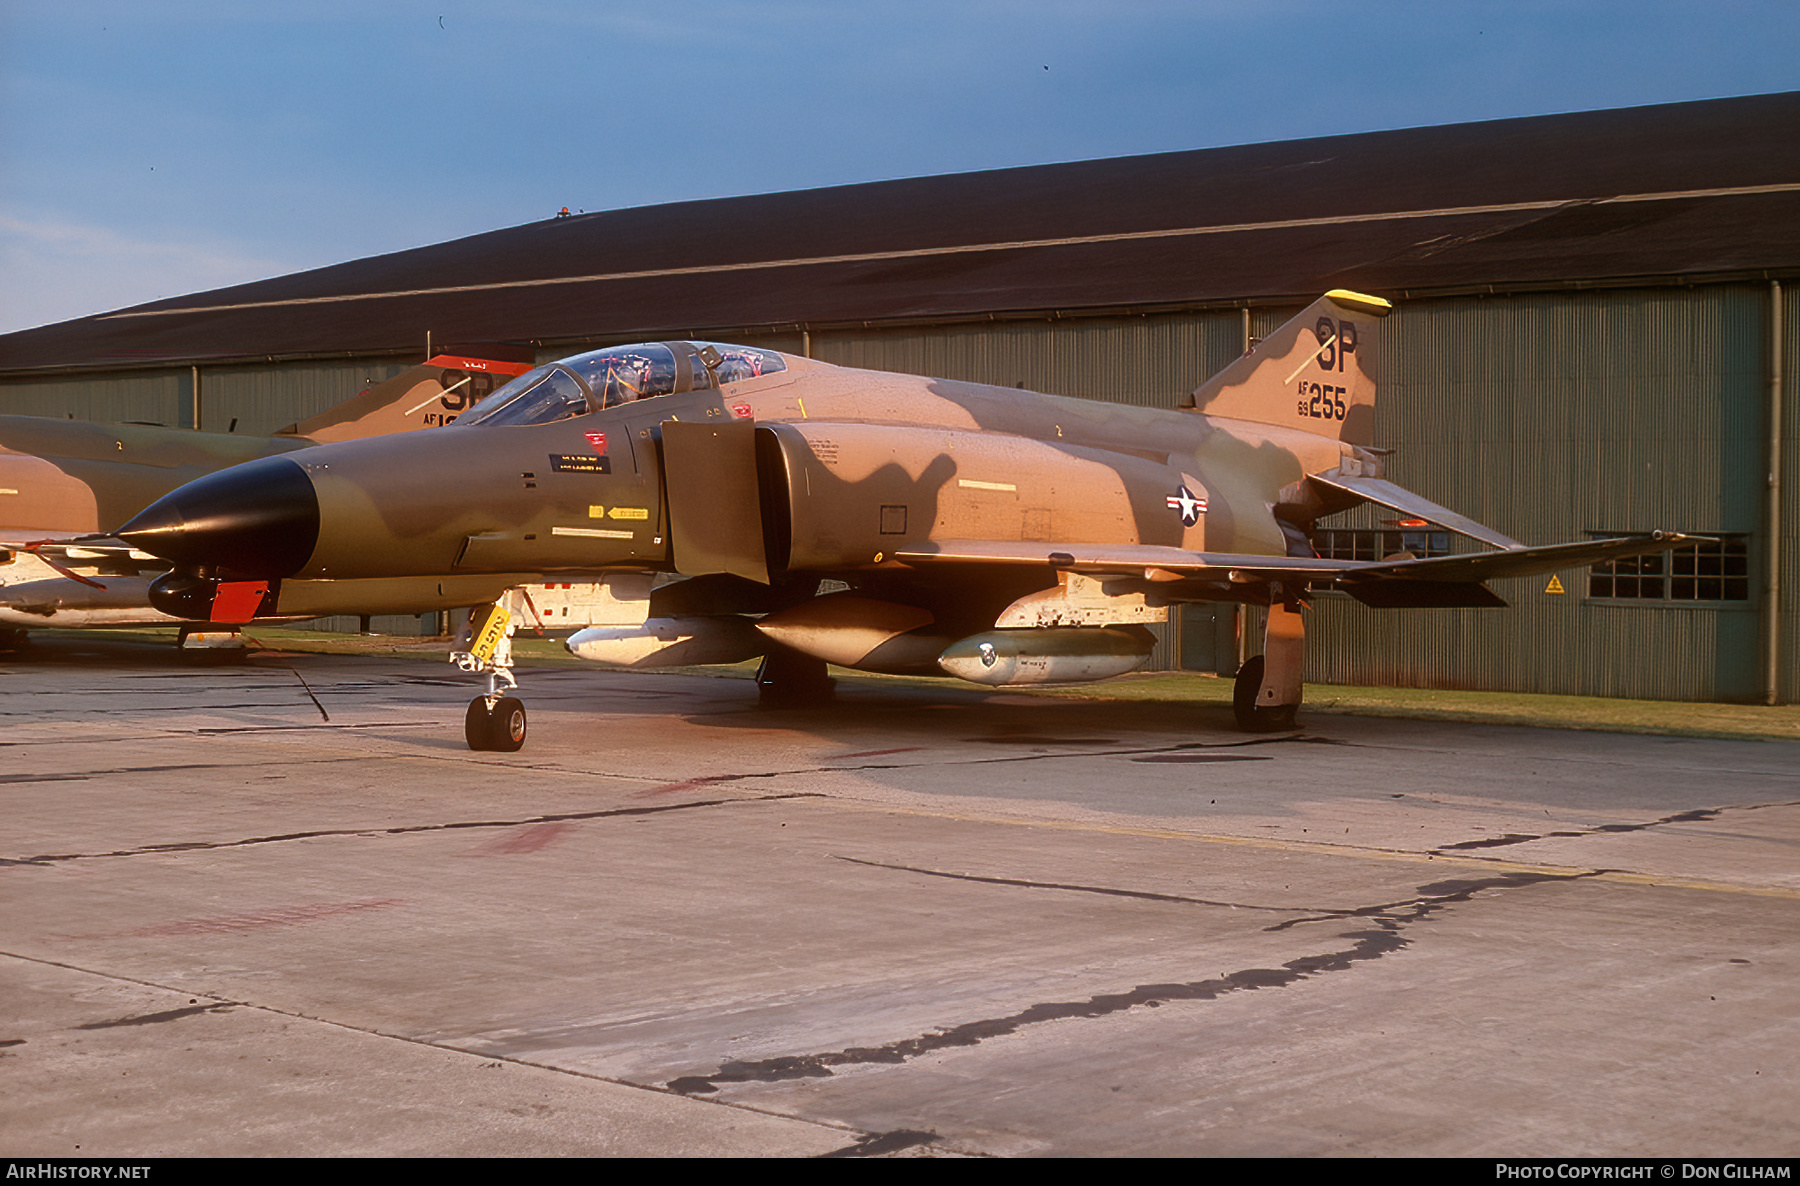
[4, 1, 1799, 335]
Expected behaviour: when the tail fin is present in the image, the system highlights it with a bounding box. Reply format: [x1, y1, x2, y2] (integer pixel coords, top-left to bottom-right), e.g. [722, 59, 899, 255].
[276, 352, 535, 444]
[1189, 289, 1390, 447]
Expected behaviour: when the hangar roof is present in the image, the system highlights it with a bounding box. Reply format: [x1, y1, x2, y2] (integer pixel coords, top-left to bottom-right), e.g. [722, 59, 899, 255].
[6, 91, 1800, 374]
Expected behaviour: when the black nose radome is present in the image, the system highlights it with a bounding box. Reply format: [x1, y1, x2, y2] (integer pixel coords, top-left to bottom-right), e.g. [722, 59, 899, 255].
[119, 456, 320, 578]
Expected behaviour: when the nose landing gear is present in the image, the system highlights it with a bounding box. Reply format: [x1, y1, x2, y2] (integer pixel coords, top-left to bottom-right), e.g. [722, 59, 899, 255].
[454, 598, 529, 751]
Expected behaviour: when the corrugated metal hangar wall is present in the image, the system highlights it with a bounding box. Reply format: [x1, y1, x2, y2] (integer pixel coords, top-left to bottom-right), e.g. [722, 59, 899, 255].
[4, 93, 1796, 703]
[0, 359, 416, 436]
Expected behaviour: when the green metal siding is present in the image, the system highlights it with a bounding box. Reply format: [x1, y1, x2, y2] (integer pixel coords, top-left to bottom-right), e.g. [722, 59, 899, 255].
[198, 360, 412, 437]
[0, 360, 411, 436]
[1307, 287, 1771, 701]
[811, 312, 1244, 409]
[0, 370, 189, 427]
[1778, 287, 1800, 705]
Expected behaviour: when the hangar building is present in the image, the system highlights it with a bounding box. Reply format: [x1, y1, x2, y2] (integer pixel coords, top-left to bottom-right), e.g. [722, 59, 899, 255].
[4, 92, 1797, 703]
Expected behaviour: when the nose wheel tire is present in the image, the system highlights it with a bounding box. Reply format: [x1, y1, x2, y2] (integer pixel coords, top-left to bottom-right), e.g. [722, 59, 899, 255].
[466, 695, 528, 752]
[1232, 655, 1297, 732]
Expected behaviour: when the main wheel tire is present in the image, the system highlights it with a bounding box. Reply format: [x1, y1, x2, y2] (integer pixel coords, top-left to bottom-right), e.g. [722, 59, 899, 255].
[489, 696, 528, 752]
[1232, 655, 1298, 732]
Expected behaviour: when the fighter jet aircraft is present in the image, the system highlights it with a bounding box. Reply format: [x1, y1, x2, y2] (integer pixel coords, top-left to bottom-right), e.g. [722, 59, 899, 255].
[116, 291, 1683, 748]
[0, 351, 532, 641]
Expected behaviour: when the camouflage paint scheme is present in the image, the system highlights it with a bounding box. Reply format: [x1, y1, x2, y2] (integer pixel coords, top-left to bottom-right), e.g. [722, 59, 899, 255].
[0, 355, 530, 630]
[138, 297, 1384, 584]
[118, 292, 1683, 730]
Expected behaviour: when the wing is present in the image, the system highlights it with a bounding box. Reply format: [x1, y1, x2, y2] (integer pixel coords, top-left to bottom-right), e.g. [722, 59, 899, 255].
[895, 533, 1690, 609]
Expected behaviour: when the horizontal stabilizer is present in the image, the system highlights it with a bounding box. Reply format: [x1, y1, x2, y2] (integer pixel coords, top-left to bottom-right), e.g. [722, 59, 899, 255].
[1344, 533, 1689, 582]
[1307, 473, 1522, 549]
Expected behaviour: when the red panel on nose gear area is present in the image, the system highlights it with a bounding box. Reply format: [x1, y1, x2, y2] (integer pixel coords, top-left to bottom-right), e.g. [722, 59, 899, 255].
[211, 580, 271, 623]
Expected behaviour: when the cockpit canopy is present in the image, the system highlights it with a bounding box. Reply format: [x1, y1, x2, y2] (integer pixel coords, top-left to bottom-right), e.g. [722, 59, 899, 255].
[457, 342, 787, 428]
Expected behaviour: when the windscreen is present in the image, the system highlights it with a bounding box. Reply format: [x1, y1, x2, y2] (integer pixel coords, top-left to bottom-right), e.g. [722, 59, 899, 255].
[458, 365, 593, 427]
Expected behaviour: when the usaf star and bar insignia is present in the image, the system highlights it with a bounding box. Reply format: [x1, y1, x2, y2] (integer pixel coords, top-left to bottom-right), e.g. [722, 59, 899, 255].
[1166, 484, 1207, 526]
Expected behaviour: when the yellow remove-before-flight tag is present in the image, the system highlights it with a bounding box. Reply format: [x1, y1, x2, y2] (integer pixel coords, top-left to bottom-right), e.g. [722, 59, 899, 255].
[469, 604, 512, 662]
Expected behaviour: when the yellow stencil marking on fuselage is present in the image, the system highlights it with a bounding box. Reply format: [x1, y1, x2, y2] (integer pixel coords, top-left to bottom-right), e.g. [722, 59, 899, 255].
[552, 526, 634, 539]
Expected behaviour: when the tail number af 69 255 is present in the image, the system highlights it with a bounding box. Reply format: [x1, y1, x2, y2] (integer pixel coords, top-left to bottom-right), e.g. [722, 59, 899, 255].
[1298, 382, 1347, 421]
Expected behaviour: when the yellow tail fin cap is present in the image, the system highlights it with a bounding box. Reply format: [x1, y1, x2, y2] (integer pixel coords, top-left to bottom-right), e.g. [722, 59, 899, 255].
[1324, 289, 1393, 317]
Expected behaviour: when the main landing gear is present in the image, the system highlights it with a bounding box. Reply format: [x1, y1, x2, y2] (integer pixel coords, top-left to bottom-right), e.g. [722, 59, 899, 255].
[1232, 600, 1305, 732]
[754, 647, 836, 708]
[453, 599, 528, 752]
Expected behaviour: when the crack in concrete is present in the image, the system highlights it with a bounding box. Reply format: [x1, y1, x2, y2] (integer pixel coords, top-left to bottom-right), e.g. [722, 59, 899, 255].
[0, 702, 381, 720]
[617, 735, 1292, 799]
[1301, 732, 1798, 777]
[1263, 870, 1601, 931]
[0, 756, 375, 785]
[663, 868, 1584, 1096]
[189, 721, 435, 734]
[1129, 753, 1271, 764]
[836, 856, 1305, 915]
[1433, 800, 1800, 852]
[7, 793, 827, 865]
[818, 1128, 942, 1158]
[76, 1002, 238, 1029]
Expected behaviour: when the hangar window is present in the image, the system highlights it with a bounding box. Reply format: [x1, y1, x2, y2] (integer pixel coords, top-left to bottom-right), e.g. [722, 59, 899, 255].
[1587, 534, 1749, 602]
[1311, 522, 1453, 562]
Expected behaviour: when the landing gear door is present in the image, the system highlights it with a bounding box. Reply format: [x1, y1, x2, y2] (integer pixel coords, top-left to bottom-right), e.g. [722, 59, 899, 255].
[661, 419, 769, 584]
